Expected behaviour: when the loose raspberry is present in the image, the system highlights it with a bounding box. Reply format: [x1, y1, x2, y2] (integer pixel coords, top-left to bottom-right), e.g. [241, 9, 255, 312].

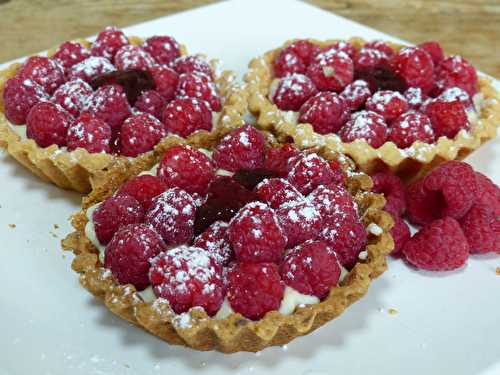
[193, 221, 233, 265]
[150, 65, 179, 102]
[176, 72, 221, 111]
[273, 50, 306, 78]
[425, 98, 469, 139]
[18, 56, 65, 95]
[277, 199, 322, 247]
[438, 87, 473, 110]
[2, 76, 48, 124]
[255, 178, 303, 209]
[228, 202, 287, 263]
[403, 217, 469, 271]
[459, 204, 500, 254]
[308, 184, 357, 217]
[91, 26, 129, 62]
[298, 92, 349, 134]
[435, 56, 478, 97]
[339, 110, 389, 148]
[52, 41, 91, 71]
[104, 223, 164, 290]
[92, 194, 144, 245]
[353, 48, 390, 73]
[403, 87, 428, 110]
[418, 41, 444, 66]
[389, 216, 411, 257]
[364, 41, 395, 58]
[133, 90, 166, 120]
[26, 102, 73, 147]
[306, 50, 354, 92]
[324, 40, 356, 59]
[264, 144, 300, 177]
[84, 84, 131, 131]
[474, 172, 500, 217]
[280, 240, 341, 298]
[51, 79, 93, 118]
[391, 46, 434, 92]
[119, 113, 165, 157]
[340, 79, 372, 111]
[67, 113, 112, 153]
[212, 125, 266, 172]
[287, 152, 336, 195]
[284, 40, 321, 65]
[117, 174, 166, 210]
[67, 56, 116, 83]
[371, 172, 407, 216]
[145, 188, 196, 245]
[142, 35, 181, 66]
[162, 97, 212, 138]
[227, 262, 285, 320]
[272, 74, 317, 111]
[114, 45, 156, 71]
[388, 111, 435, 149]
[149, 245, 224, 316]
[365, 90, 409, 122]
[173, 55, 214, 80]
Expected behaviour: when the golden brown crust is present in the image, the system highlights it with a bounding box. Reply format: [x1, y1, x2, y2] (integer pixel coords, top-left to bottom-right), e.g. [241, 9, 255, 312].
[62, 126, 394, 353]
[244, 38, 500, 183]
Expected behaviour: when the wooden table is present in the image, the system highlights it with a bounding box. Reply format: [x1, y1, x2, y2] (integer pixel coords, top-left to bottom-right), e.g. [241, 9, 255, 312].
[0, 0, 498, 77]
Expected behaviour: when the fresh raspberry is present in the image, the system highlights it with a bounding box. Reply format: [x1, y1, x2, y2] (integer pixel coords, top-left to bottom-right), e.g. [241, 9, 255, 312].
[459, 204, 500, 254]
[255, 178, 303, 209]
[280, 240, 341, 298]
[175, 72, 221, 111]
[435, 56, 478, 97]
[67, 56, 116, 83]
[228, 202, 287, 263]
[67, 113, 112, 153]
[162, 97, 212, 138]
[272, 74, 318, 111]
[438, 87, 473, 110]
[172, 55, 214, 80]
[364, 41, 396, 58]
[306, 50, 354, 92]
[353, 47, 390, 73]
[157, 144, 215, 195]
[119, 113, 165, 157]
[145, 188, 196, 245]
[92, 194, 144, 245]
[149, 245, 224, 316]
[391, 46, 434, 92]
[51, 79, 93, 118]
[474, 172, 500, 217]
[403, 217, 469, 271]
[212, 125, 266, 172]
[91, 26, 130, 62]
[340, 79, 372, 111]
[277, 199, 322, 247]
[388, 111, 435, 149]
[424, 98, 469, 139]
[403, 87, 428, 110]
[418, 41, 445, 66]
[150, 65, 179, 102]
[324, 40, 356, 59]
[371, 172, 407, 216]
[26, 102, 73, 147]
[365, 90, 409, 122]
[298, 92, 349, 134]
[227, 262, 285, 320]
[264, 144, 300, 177]
[339, 110, 389, 148]
[308, 184, 357, 217]
[117, 174, 166, 210]
[287, 152, 336, 195]
[2, 76, 48, 124]
[104, 223, 164, 290]
[114, 45, 156, 71]
[142, 35, 181, 66]
[52, 41, 91, 71]
[284, 40, 321, 66]
[327, 159, 347, 185]
[84, 84, 131, 131]
[133, 90, 166, 120]
[18, 56, 65, 95]
[389, 216, 411, 257]
[273, 50, 306, 78]
[193, 221, 233, 265]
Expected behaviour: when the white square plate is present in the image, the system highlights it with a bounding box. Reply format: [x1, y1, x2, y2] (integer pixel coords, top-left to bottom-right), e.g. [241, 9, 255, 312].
[1, 1, 499, 374]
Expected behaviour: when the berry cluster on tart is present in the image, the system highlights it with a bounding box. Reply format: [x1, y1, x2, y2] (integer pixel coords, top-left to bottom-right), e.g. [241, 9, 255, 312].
[0, 26, 247, 192]
[63, 125, 393, 352]
[245, 38, 500, 182]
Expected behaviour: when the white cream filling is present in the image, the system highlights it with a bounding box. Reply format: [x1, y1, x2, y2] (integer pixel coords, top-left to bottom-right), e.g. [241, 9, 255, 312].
[214, 298, 234, 319]
[84, 203, 105, 263]
[279, 286, 319, 315]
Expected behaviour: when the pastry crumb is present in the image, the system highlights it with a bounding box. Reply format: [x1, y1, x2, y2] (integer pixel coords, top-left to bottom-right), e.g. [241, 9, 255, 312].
[8, 223, 16, 228]
[388, 308, 398, 315]
[54, 224, 59, 229]
[495, 267, 500, 275]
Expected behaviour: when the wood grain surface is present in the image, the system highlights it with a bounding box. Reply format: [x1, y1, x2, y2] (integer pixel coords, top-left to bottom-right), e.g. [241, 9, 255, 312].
[0, 0, 498, 77]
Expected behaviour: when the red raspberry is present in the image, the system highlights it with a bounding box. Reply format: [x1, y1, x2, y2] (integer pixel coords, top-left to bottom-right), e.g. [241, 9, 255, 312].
[388, 111, 435, 149]
[67, 56, 116, 83]
[391, 46, 434, 92]
[91, 26, 129, 62]
[67, 113, 112, 153]
[134, 90, 166, 120]
[284, 40, 321, 65]
[403, 217, 469, 271]
[425, 98, 469, 139]
[277, 199, 322, 247]
[298, 92, 349, 134]
[117, 174, 166, 210]
[364, 41, 395, 58]
[173, 55, 214, 80]
[162, 97, 212, 138]
[474, 172, 500, 217]
[340, 79, 372, 111]
[18, 56, 65, 95]
[227, 262, 285, 320]
[287, 152, 336, 194]
[324, 40, 356, 59]
[228, 202, 287, 263]
[418, 41, 444, 66]
[84, 84, 131, 131]
[403, 87, 428, 110]
[353, 48, 390, 72]
[142, 35, 181, 66]
[280, 240, 341, 298]
[339, 110, 389, 148]
[92, 194, 144, 244]
[104, 223, 164, 290]
[114, 45, 156, 71]
[51, 79, 93, 118]
[255, 178, 303, 209]
[459, 204, 500, 254]
[371, 172, 407, 216]
[175, 72, 221, 111]
[264, 144, 300, 177]
[119, 113, 165, 157]
[273, 50, 306, 78]
[435, 56, 478, 97]
[365, 90, 409, 122]
[52, 41, 91, 71]
[26, 102, 73, 147]
[389, 216, 411, 257]
[145, 188, 196, 245]
[157, 144, 215, 195]
[272, 73, 317, 111]
[2, 76, 48, 124]
[193, 221, 233, 265]
[150, 65, 179, 102]
[306, 50, 354, 92]
[327, 159, 347, 185]
[149, 245, 224, 316]
[212, 125, 266, 172]
[438, 87, 473, 110]
[308, 184, 357, 217]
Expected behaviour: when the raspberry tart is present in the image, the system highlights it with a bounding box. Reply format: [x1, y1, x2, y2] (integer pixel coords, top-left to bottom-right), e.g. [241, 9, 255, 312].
[63, 125, 393, 352]
[245, 38, 500, 182]
[0, 27, 246, 193]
